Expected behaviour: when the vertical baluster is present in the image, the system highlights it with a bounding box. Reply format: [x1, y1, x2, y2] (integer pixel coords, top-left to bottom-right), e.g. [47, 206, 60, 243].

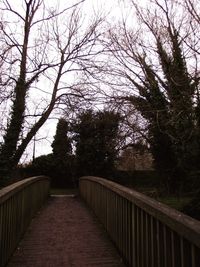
[7, 200, 11, 259]
[110, 191, 112, 236]
[126, 200, 129, 264]
[132, 204, 136, 267]
[180, 237, 185, 267]
[124, 199, 127, 261]
[115, 194, 118, 245]
[100, 184, 102, 223]
[136, 207, 140, 267]
[0, 204, 2, 266]
[121, 198, 124, 258]
[118, 196, 121, 252]
[146, 213, 149, 267]
[156, 220, 161, 267]
[118, 194, 121, 250]
[111, 192, 115, 242]
[141, 209, 144, 267]
[119, 196, 123, 254]
[105, 188, 107, 227]
[127, 201, 131, 266]
[163, 225, 167, 267]
[121, 197, 123, 254]
[105, 188, 108, 229]
[115, 194, 119, 246]
[1, 206, 4, 265]
[191, 244, 196, 267]
[150, 216, 155, 267]
[1, 203, 5, 267]
[9, 196, 14, 254]
[171, 231, 175, 267]
[5, 202, 9, 264]
[121, 198, 124, 259]
[12, 194, 16, 253]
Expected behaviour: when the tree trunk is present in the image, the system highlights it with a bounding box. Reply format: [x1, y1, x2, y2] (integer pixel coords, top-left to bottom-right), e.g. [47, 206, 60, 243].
[0, 1, 30, 178]
[0, 80, 27, 177]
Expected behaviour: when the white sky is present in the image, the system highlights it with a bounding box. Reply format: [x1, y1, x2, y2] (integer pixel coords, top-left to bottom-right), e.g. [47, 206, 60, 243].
[21, 0, 128, 163]
[1, 0, 148, 163]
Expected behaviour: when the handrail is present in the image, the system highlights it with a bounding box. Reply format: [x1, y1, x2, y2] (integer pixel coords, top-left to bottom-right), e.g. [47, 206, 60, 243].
[0, 176, 50, 267]
[79, 176, 200, 267]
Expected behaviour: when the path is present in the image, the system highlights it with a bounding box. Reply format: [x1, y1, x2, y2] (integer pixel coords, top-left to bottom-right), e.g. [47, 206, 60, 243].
[7, 196, 125, 267]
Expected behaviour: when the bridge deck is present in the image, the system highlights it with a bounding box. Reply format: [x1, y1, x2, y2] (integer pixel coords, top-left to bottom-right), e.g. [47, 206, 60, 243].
[7, 195, 125, 267]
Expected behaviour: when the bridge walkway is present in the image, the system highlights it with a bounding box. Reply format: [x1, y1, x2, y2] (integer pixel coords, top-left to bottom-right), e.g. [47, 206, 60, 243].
[7, 195, 125, 267]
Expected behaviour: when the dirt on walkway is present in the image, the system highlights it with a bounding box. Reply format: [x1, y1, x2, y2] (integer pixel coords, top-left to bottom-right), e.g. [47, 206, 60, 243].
[7, 196, 125, 267]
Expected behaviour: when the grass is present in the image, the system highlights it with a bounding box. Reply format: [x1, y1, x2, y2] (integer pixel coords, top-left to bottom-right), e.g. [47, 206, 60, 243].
[50, 187, 78, 195]
[130, 186, 192, 211]
[157, 196, 192, 211]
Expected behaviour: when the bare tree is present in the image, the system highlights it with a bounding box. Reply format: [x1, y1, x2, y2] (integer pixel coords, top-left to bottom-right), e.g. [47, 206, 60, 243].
[182, 0, 200, 24]
[104, 0, 200, 192]
[0, 0, 104, 177]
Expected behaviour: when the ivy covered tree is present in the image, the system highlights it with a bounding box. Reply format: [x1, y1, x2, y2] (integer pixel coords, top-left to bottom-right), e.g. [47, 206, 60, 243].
[106, 0, 200, 193]
[126, 35, 195, 192]
[73, 109, 121, 178]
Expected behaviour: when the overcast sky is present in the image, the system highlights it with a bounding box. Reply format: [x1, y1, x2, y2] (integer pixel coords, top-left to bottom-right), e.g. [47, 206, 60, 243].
[10, 0, 137, 163]
[18, 0, 130, 162]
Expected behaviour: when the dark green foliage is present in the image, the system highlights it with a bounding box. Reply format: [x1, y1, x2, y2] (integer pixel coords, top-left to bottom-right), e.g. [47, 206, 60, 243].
[25, 154, 55, 177]
[73, 109, 121, 178]
[25, 118, 74, 188]
[25, 152, 75, 188]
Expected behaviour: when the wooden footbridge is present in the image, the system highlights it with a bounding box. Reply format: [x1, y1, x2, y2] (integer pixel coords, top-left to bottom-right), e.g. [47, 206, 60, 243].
[0, 176, 200, 267]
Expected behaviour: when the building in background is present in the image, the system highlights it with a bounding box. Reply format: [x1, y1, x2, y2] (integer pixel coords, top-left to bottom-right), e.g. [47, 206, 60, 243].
[118, 144, 153, 171]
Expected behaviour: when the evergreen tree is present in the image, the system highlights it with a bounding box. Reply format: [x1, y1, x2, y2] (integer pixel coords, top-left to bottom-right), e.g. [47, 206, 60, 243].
[73, 109, 121, 178]
[51, 118, 73, 187]
[52, 118, 72, 160]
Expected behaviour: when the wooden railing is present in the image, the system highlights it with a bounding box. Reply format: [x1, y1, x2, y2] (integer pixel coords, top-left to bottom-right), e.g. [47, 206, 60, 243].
[0, 176, 50, 267]
[79, 176, 200, 267]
